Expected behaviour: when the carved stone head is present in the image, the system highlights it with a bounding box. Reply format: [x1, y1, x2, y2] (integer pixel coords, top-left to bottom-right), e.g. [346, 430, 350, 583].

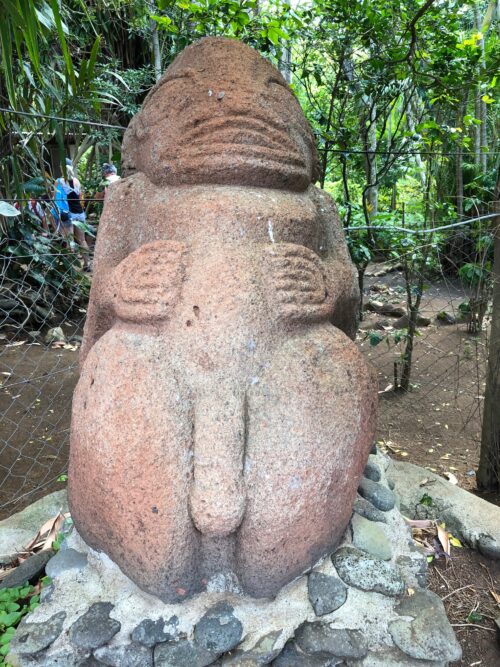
[121, 37, 319, 190]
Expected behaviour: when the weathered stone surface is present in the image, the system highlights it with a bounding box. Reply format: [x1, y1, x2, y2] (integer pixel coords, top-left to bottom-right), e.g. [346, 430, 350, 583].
[478, 534, 500, 560]
[271, 641, 333, 667]
[388, 459, 500, 553]
[94, 643, 153, 667]
[8, 611, 66, 656]
[194, 602, 243, 655]
[352, 496, 387, 524]
[363, 459, 381, 482]
[396, 553, 427, 588]
[220, 631, 282, 665]
[389, 590, 461, 662]
[436, 311, 456, 325]
[131, 616, 178, 647]
[295, 623, 368, 659]
[69, 603, 121, 650]
[351, 514, 392, 561]
[346, 647, 447, 666]
[68, 36, 378, 602]
[0, 490, 68, 561]
[307, 572, 347, 616]
[153, 639, 215, 666]
[332, 547, 405, 596]
[0, 550, 52, 590]
[365, 301, 405, 317]
[46, 548, 87, 579]
[358, 479, 395, 512]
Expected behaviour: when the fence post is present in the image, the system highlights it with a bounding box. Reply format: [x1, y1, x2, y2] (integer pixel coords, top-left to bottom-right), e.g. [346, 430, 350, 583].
[477, 174, 500, 491]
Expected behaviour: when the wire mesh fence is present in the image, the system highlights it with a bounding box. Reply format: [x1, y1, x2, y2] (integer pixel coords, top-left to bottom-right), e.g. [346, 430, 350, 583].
[0, 247, 89, 518]
[0, 223, 495, 519]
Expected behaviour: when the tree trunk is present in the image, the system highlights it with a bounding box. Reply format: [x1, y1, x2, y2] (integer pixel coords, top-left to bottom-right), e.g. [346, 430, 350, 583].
[455, 92, 468, 219]
[364, 102, 378, 219]
[150, 18, 162, 81]
[280, 45, 292, 84]
[477, 174, 500, 491]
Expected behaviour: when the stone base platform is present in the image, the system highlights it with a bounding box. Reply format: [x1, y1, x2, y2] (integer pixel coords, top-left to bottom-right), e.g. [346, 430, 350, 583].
[8, 451, 461, 667]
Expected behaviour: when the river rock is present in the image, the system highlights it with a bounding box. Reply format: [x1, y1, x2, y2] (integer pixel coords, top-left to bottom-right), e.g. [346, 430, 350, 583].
[351, 514, 392, 560]
[69, 603, 120, 650]
[45, 548, 87, 579]
[332, 546, 405, 596]
[8, 611, 66, 656]
[307, 572, 347, 616]
[194, 602, 243, 655]
[0, 550, 52, 590]
[295, 622, 368, 659]
[131, 616, 178, 647]
[358, 478, 396, 512]
[154, 638, 215, 667]
[389, 590, 461, 662]
[94, 643, 153, 667]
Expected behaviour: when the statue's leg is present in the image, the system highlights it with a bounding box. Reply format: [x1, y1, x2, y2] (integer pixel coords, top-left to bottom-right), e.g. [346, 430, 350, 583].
[236, 324, 377, 598]
[69, 330, 200, 602]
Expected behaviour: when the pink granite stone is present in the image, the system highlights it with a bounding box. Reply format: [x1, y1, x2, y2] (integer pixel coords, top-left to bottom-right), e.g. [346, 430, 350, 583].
[69, 37, 377, 601]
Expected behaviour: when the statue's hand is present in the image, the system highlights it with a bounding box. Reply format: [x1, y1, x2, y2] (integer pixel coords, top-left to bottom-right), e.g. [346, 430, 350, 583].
[264, 243, 333, 324]
[111, 240, 187, 323]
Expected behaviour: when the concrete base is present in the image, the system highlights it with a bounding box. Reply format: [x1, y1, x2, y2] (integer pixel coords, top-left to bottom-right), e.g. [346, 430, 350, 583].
[8, 451, 461, 666]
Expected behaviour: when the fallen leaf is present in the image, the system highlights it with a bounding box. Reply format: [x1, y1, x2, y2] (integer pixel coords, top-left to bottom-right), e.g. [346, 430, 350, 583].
[443, 472, 458, 485]
[6, 341, 26, 347]
[490, 591, 500, 605]
[437, 523, 450, 556]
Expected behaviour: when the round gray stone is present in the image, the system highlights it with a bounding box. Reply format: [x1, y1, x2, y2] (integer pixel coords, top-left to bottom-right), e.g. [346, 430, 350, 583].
[389, 590, 461, 662]
[131, 616, 178, 647]
[271, 641, 333, 667]
[154, 638, 214, 666]
[363, 459, 381, 482]
[194, 602, 243, 655]
[332, 546, 405, 596]
[8, 611, 66, 656]
[353, 496, 387, 524]
[221, 630, 282, 665]
[94, 643, 153, 667]
[307, 572, 347, 616]
[295, 622, 368, 659]
[46, 548, 88, 578]
[70, 602, 121, 650]
[358, 478, 396, 512]
[351, 514, 392, 560]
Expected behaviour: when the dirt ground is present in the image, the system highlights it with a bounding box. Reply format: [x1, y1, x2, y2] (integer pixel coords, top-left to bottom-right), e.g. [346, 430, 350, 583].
[360, 268, 490, 499]
[429, 549, 500, 667]
[0, 332, 79, 517]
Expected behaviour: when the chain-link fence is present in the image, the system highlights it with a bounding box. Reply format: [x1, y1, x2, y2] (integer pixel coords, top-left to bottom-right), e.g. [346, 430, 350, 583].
[0, 224, 495, 519]
[0, 248, 88, 518]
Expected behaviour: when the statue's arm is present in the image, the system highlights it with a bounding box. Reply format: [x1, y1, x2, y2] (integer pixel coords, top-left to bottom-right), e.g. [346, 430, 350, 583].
[310, 186, 360, 339]
[80, 178, 133, 364]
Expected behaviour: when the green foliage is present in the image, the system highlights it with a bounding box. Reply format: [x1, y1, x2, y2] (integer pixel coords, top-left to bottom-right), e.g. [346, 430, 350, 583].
[0, 585, 39, 662]
[419, 493, 434, 507]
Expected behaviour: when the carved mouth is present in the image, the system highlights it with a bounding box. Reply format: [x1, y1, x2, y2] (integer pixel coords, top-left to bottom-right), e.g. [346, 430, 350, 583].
[182, 114, 307, 169]
[184, 114, 296, 153]
[186, 141, 308, 170]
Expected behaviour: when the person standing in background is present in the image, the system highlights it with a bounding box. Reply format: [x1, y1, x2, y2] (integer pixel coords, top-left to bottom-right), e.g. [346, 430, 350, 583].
[56, 159, 91, 271]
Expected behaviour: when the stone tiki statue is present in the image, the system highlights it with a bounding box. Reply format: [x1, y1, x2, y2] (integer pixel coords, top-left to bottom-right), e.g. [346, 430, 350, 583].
[69, 37, 377, 602]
